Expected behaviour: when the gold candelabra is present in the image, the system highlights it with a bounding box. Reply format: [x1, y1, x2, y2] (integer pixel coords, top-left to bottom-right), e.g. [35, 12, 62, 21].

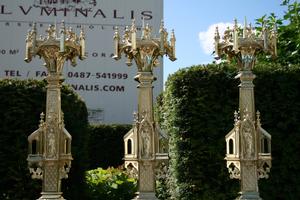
[113, 19, 176, 200]
[25, 22, 85, 200]
[214, 18, 276, 200]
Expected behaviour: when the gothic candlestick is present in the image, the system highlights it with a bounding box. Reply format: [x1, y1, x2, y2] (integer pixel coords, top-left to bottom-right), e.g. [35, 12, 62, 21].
[25, 22, 86, 200]
[214, 18, 276, 200]
[113, 20, 176, 200]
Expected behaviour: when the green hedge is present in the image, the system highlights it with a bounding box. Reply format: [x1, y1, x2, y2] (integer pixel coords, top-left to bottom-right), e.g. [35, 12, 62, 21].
[160, 63, 300, 200]
[0, 79, 89, 200]
[87, 124, 131, 169]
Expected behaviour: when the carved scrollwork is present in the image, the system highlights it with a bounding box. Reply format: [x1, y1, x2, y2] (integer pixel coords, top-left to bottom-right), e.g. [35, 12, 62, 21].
[29, 167, 43, 179]
[126, 163, 138, 179]
[155, 162, 168, 180]
[38, 46, 67, 74]
[113, 20, 176, 72]
[228, 162, 240, 179]
[138, 45, 158, 72]
[60, 162, 71, 179]
[257, 162, 271, 179]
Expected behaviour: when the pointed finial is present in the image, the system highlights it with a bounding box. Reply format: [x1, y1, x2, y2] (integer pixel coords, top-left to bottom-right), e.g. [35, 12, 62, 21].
[145, 23, 150, 31]
[39, 112, 45, 127]
[80, 25, 85, 38]
[170, 29, 176, 58]
[273, 23, 277, 33]
[32, 22, 37, 32]
[60, 21, 65, 39]
[125, 25, 129, 32]
[133, 111, 138, 123]
[171, 29, 175, 39]
[141, 17, 146, 39]
[262, 20, 266, 29]
[124, 26, 130, 41]
[46, 24, 56, 38]
[261, 20, 266, 37]
[214, 26, 220, 40]
[256, 110, 261, 125]
[131, 19, 136, 27]
[54, 19, 57, 31]
[143, 23, 151, 39]
[142, 17, 145, 29]
[214, 26, 221, 58]
[273, 23, 278, 57]
[114, 26, 119, 38]
[40, 112, 45, 120]
[131, 19, 137, 33]
[243, 16, 247, 38]
[26, 29, 31, 40]
[60, 20, 65, 31]
[234, 110, 239, 123]
[160, 20, 164, 32]
[61, 112, 65, 126]
[234, 18, 238, 28]
[79, 25, 86, 59]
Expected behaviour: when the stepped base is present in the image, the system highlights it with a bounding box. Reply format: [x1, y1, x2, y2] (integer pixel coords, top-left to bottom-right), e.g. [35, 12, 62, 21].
[38, 192, 65, 200]
[133, 192, 158, 200]
[236, 191, 262, 200]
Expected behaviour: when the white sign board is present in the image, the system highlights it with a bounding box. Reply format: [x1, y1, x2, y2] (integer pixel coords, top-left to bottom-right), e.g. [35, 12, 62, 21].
[0, 0, 163, 124]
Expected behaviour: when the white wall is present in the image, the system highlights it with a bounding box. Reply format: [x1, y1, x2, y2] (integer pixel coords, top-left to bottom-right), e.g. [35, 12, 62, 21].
[0, 0, 163, 124]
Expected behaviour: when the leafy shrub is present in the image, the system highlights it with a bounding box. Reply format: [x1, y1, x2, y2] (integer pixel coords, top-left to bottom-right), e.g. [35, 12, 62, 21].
[85, 167, 137, 200]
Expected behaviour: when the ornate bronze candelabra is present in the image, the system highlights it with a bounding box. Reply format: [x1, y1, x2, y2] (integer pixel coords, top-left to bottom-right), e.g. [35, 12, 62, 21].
[25, 22, 85, 200]
[214, 18, 276, 200]
[113, 20, 176, 199]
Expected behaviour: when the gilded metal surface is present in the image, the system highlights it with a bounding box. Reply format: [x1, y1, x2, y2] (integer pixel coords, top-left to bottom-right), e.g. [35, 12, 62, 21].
[215, 18, 275, 200]
[113, 20, 176, 199]
[26, 22, 85, 200]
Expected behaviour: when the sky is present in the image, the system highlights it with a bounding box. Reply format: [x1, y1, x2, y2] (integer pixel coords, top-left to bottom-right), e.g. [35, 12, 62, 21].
[163, 0, 286, 82]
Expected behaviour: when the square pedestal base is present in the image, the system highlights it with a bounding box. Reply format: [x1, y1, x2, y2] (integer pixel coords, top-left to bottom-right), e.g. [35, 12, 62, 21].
[133, 192, 158, 200]
[38, 192, 65, 200]
[236, 192, 262, 200]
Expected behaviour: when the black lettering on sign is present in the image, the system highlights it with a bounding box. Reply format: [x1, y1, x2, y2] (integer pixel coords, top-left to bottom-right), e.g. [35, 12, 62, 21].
[4, 70, 22, 77]
[36, 71, 48, 77]
[75, 8, 89, 17]
[0, 49, 19, 55]
[1, 5, 12, 15]
[41, 7, 57, 16]
[141, 11, 153, 20]
[0, 49, 6, 55]
[19, 6, 32, 15]
[71, 84, 125, 92]
[113, 9, 124, 19]
[93, 9, 106, 18]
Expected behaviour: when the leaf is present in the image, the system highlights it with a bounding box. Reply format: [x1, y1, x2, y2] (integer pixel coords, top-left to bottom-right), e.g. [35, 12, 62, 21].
[111, 183, 118, 189]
